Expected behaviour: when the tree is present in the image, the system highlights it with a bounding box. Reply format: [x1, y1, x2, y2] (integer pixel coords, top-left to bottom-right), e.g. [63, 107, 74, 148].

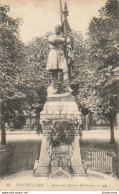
[71, 31, 92, 130]
[15, 36, 50, 132]
[79, 0, 118, 142]
[0, 4, 26, 144]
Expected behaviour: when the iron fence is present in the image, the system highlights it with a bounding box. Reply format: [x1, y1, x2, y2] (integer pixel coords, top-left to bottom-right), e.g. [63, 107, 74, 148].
[90, 149, 118, 178]
[112, 156, 118, 178]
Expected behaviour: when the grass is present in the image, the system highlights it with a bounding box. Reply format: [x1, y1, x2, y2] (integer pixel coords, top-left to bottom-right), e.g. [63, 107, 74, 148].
[0, 139, 117, 177]
[80, 140, 117, 153]
[0, 140, 42, 176]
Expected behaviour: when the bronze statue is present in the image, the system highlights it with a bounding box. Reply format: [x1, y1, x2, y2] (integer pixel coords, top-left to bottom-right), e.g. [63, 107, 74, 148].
[46, 25, 69, 81]
[46, 2, 74, 95]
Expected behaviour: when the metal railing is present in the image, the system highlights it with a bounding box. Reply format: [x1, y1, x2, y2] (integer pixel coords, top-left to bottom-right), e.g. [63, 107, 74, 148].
[90, 149, 118, 177]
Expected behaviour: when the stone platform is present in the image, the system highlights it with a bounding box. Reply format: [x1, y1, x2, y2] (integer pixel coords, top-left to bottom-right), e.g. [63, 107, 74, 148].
[33, 94, 86, 178]
[40, 94, 81, 123]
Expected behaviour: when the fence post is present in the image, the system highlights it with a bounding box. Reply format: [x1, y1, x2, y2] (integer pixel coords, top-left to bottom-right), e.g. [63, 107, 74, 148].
[112, 155, 114, 177]
[26, 143, 29, 170]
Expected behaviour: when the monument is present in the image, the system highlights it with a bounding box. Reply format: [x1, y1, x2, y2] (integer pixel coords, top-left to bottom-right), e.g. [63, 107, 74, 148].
[33, 1, 86, 178]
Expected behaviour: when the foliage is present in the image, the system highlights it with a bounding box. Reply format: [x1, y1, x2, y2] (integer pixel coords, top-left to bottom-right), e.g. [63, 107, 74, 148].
[70, 0, 118, 143]
[70, 31, 91, 115]
[15, 36, 50, 120]
[1, 0, 118, 145]
[0, 4, 27, 133]
[86, 0, 118, 121]
[43, 117, 81, 147]
[50, 121, 74, 147]
[12, 114, 26, 129]
[73, 0, 118, 123]
[0, 5, 50, 132]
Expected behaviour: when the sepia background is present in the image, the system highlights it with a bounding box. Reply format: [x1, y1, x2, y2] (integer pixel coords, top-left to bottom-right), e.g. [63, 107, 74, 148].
[1, 0, 107, 43]
[0, 0, 118, 191]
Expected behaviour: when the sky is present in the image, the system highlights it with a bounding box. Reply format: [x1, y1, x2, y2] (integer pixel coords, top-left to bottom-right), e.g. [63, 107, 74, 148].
[1, 0, 107, 44]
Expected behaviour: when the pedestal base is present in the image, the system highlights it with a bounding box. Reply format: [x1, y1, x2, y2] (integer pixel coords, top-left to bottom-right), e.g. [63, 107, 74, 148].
[33, 135, 86, 177]
[33, 135, 50, 177]
[33, 94, 86, 178]
[71, 136, 86, 176]
[49, 167, 71, 178]
[40, 95, 81, 127]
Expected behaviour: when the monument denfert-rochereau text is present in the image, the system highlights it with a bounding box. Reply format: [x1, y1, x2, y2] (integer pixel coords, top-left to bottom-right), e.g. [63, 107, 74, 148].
[33, 1, 86, 178]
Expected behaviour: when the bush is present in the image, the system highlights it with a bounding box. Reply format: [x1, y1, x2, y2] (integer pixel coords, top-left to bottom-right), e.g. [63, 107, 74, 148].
[12, 115, 26, 129]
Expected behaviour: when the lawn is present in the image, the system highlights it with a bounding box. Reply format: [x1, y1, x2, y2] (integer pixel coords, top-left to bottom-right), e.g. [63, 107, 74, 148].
[0, 140, 41, 177]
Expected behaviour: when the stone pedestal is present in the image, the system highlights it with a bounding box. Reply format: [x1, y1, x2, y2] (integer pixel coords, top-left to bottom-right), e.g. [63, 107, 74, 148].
[33, 93, 86, 177]
[40, 94, 81, 121]
[33, 135, 50, 176]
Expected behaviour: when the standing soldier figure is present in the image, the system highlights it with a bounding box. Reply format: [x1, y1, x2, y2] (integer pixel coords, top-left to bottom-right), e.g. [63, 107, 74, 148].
[46, 25, 72, 94]
[46, 1, 74, 95]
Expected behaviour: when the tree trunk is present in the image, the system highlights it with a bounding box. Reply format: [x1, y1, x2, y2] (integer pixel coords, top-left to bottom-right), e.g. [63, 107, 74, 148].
[1, 120, 6, 145]
[117, 139, 119, 178]
[86, 113, 90, 130]
[29, 113, 32, 130]
[37, 112, 41, 134]
[38, 112, 40, 126]
[110, 118, 115, 144]
[0, 100, 6, 145]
